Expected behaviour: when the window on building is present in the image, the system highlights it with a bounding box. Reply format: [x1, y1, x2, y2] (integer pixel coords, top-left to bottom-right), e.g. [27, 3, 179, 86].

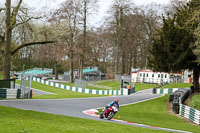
[140, 73, 142, 77]
[143, 73, 145, 77]
[147, 73, 148, 77]
[158, 74, 160, 78]
[152, 74, 154, 77]
[165, 74, 167, 78]
[161, 74, 163, 78]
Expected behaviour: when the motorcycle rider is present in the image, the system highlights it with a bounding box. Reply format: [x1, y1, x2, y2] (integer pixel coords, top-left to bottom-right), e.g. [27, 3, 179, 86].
[104, 99, 119, 112]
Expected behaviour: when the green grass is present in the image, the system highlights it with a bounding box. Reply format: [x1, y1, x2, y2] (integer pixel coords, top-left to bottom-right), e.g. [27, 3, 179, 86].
[134, 83, 159, 91]
[160, 83, 192, 89]
[92, 81, 159, 91]
[188, 94, 200, 110]
[96, 80, 121, 89]
[0, 71, 2, 79]
[0, 105, 168, 133]
[16, 80, 104, 99]
[107, 95, 200, 133]
[61, 82, 113, 90]
[46, 80, 160, 91]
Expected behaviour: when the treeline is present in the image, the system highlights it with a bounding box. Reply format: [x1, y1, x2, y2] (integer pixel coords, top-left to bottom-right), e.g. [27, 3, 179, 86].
[0, 0, 164, 79]
[1, 0, 200, 92]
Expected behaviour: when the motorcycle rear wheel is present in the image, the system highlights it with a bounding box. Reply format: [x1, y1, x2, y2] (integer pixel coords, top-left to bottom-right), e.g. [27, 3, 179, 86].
[107, 112, 114, 120]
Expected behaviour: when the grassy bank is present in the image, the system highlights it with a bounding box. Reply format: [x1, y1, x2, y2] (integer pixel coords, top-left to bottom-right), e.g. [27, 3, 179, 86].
[188, 94, 200, 110]
[160, 83, 192, 89]
[50, 80, 159, 91]
[0, 105, 168, 133]
[0, 71, 2, 79]
[134, 83, 159, 91]
[109, 95, 200, 133]
[16, 81, 104, 99]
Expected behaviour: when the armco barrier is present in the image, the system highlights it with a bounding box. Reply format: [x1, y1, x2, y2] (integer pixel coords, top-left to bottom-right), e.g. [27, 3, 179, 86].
[180, 104, 200, 125]
[153, 88, 179, 95]
[0, 88, 21, 99]
[33, 77, 134, 96]
[153, 88, 200, 125]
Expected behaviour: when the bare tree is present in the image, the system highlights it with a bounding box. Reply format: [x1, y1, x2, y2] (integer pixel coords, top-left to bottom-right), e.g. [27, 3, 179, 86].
[1, 0, 55, 79]
[78, 0, 98, 80]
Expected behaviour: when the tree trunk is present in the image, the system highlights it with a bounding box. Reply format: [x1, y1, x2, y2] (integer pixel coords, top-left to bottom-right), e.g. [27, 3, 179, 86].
[133, 48, 137, 68]
[128, 52, 133, 75]
[54, 60, 58, 80]
[121, 50, 125, 75]
[70, 51, 74, 83]
[115, 45, 120, 74]
[80, 0, 87, 80]
[193, 68, 200, 93]
[3, 0, 11, 79]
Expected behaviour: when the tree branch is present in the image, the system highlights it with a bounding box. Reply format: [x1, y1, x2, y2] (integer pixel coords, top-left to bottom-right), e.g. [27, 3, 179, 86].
[11, 0, 22, 27]
[11, 16, 41, 29]
[11, 41, 56, 55]
[0, 8, 5, 12]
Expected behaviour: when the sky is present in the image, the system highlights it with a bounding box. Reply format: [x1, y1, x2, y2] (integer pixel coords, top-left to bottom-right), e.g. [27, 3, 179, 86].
[0, 0, 170, 27]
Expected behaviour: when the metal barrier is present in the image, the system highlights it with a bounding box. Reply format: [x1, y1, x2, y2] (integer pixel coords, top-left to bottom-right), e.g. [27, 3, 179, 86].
[20, 74, 32, 98]
[0, 79, 16, 89]
[153, 87, 200, 125]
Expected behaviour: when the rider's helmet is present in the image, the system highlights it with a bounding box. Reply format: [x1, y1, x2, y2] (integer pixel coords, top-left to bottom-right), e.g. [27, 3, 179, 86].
[114, 99, 119, 104]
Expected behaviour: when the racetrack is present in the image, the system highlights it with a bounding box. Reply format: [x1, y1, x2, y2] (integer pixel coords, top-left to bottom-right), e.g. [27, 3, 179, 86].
[0, 89, 192, 133]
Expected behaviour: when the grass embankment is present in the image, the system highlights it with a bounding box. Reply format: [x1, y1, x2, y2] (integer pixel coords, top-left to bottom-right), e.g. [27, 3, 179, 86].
[62, 80, 121, 90]
[0, 105, 168, 133]
[188, 94, 200, 110]
[108, 95, 200, 133]
[16, 80, 104, 99]
[134, 83, 159, 91]
[160, 83, 192, 89]
[63, 81, 159, 91]
[0, 71, 2, 79]
[61, 82, 108, 90]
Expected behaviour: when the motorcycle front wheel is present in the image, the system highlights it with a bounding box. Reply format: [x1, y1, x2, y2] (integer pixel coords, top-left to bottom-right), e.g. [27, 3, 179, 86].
[99, 112, 104, 119]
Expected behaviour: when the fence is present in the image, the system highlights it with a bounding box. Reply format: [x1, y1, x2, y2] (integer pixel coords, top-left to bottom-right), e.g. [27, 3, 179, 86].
[75, 79, 86, 89]
[115, 75, 131, 82]
[179, 104, 200, 125]
[135, 77, 183, 84]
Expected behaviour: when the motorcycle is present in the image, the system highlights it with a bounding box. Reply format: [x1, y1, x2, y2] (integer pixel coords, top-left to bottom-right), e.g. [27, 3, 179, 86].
[99, 105, 119, 120]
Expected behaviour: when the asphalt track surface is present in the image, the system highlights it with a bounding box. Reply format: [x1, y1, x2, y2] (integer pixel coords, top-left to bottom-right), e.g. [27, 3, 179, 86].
[0, 89, 192, 133]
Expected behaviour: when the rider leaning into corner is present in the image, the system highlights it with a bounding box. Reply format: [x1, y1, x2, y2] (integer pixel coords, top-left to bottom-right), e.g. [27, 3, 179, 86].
[105, 99, 119, 111]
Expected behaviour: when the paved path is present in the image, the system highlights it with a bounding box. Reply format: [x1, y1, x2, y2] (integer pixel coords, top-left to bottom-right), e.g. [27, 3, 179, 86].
[0, 89, 192, 133]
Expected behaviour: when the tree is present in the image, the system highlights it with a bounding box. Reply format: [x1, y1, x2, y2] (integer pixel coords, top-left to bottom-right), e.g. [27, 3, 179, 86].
[50, 0, 82, 82]
[0, 0, 55, 79]
[149, 0, 200, 92]
[79, 0, 97, 80]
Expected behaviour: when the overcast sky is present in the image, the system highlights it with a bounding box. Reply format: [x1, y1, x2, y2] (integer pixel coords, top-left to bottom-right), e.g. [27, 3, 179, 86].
[0, 0, 170, 27]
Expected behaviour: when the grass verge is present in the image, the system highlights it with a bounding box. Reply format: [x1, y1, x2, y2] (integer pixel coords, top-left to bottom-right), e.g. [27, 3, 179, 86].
[0, 105, 168, 133]
[16, 80, 105, 99]
[188, 94, 200, 110]
[101, 95, 200, 133]
[160, 83, 192, 89]
[134, 83, 159, 91]
[44, 80, 159, 91]
[0, 71, 2, 79]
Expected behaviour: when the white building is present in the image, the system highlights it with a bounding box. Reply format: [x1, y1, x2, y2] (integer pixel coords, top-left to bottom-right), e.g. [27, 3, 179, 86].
[131, 69, 182, 84]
